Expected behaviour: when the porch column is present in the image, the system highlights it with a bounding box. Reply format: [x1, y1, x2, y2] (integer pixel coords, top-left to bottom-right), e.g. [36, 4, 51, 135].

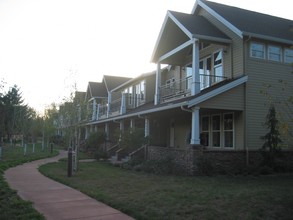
[144, 117, 150, 137]
[85, 126, 89, 139]
[120, 120, 124, 134]
[190, 107, 200, 145]
[92, 99, 97, 120]
[192, 40, 200, 96]
[107, 92, 112, 118]
[130, 118, 135, 133]
[120, 93, 126, 115]
[105, 123, 109, 141]
[155, 63, 161, 105]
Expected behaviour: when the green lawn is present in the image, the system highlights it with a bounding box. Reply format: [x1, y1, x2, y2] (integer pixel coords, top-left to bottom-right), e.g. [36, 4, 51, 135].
[0, 143, 59, 220]
[39, 160, 293, 220]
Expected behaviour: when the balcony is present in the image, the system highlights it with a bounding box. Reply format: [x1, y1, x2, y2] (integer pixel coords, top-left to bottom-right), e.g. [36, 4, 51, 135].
[160, 74, 228, 103]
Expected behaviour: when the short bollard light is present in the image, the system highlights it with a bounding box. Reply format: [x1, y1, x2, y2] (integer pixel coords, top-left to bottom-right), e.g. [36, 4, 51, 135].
[68, 147, 73, 177]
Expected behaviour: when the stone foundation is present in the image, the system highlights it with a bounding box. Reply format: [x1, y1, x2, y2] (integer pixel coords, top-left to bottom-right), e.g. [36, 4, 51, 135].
[147, 146, 293, 175]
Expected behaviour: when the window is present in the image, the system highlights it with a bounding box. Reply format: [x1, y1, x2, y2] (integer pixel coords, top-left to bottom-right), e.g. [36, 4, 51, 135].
[201, 116, 210, 146]
[223, 113, 234, 148]
[135, 80, 145, 107]
[186, 65, 192, 90]
[199, 57, 211, 89]
[212, 115, 221, 147]
[213, 51, 223, 83]
[284, 48, 293, 63]
[250, 42, 265, 59]
[268, 45, 282, 62]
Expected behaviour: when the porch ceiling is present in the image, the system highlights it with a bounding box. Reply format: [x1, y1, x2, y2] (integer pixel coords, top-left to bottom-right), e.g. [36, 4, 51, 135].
[151, 11, 231, 65]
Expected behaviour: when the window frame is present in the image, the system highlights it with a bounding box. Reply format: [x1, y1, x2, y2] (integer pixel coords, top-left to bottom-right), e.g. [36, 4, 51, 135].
[213, 50, 223, 84]
[284, 48, 293, 64]
[268, 45, 282, 62]
[211, 114, 221, 148]
[200, 115, 210, 147]
[250, 42, 265, 59]
[223, 112, 234, 148]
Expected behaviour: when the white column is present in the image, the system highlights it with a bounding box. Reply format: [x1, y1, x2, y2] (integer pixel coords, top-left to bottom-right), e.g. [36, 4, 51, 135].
[155, 63, 161, 105]
[105, 123, 109, 141]
[107, 92, 112, 118]
[192, 40, 200, 96]
[92, 99, 96, 120]
[120, 120, 124, 133]
[85, 126, 89, 139]
[96, 103, 100, 120]
[144, 117, 150, 137]
[120, 93, 126, 115]
[130, 118, 135, 133]
[190, 107, 200, 145]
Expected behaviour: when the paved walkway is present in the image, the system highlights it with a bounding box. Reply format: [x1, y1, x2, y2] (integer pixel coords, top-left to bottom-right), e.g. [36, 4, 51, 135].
[4, 151, 134, 220]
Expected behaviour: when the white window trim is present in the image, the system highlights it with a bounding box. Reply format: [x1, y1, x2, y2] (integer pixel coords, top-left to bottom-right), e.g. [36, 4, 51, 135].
[211, 114, 221, 148]
[200, 115, 210, 147]
[268, 45, 282, 62]
[284, 48, 293, 64]
[223, 112, 235, 149]
[250, 42, 265, 59]
[212, 50, 224, 84]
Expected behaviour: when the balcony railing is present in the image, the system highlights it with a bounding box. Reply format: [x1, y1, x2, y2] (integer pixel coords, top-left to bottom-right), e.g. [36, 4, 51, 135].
[109, 98, 122, 116]
[160, 74, 228, 102]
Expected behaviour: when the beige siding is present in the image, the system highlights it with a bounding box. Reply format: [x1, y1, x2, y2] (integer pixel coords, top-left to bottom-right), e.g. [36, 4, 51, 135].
[145, 74, 156, 102]
[246, 48, 293, 149]
[199, 84, 245, 110]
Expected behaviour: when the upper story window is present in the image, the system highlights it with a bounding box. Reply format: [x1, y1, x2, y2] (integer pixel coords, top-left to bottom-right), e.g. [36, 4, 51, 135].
[213, 51, 223, 83]
[135, 80, 145, 107]
[250, 42, 265, 59]
[284, 48, 293, 63]
[268, 45, 282, 62]
[186, 65, 192, 90]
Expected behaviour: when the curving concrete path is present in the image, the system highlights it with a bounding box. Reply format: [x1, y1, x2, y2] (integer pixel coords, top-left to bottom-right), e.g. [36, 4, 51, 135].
[4, 151, 134, 220]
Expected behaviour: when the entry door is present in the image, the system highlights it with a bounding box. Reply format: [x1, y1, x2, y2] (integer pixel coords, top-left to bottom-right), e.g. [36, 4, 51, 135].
[170, 120, 175, 147]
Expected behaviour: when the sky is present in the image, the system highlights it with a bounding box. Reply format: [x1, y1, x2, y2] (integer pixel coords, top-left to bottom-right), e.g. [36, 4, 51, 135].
[0, 0, 292, 114]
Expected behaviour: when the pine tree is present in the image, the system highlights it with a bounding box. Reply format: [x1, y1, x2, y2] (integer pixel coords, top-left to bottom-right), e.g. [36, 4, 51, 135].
[261, 105, 282, 167]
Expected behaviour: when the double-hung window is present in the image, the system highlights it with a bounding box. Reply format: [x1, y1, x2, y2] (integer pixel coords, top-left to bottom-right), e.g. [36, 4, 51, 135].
[268, 45, 282, 62]
[201, 116, 210, 146]
[250, 42, 265, 59]
[284, 48, 293, 63]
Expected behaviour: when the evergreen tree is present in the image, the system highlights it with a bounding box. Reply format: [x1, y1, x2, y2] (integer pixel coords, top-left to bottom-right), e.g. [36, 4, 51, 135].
[261, 105, 282, 167]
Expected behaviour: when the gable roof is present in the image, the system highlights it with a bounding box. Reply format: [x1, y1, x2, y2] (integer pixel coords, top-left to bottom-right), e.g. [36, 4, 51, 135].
[196, 0, 293, 44]
[85, 81, 107, 101]
[103, 75, 132, 92]
[151, 9, 230, 64]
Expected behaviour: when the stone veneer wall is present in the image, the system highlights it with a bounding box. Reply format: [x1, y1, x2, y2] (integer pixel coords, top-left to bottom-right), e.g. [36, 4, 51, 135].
[147, 145, 293, 175]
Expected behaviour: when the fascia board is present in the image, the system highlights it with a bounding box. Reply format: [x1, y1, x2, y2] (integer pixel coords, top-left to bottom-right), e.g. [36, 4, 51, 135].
[198, 0, 243, 39]
[188, 76, 248, 108]
[150, 13, 170, 63]
[193, 34, 231, 44]
[85, 101, 189, 126]
[168, 11, 193, 39]
[243, 31, 293, 45]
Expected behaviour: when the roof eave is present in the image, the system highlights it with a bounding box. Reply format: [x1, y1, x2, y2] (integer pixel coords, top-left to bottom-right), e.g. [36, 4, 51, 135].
[192, 34, 232, 44]
[243, 31, 293, 45]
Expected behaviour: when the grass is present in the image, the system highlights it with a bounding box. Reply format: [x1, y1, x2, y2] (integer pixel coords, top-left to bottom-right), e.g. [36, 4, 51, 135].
[0, 143, 59, 220]
[39, 160, 293, 220]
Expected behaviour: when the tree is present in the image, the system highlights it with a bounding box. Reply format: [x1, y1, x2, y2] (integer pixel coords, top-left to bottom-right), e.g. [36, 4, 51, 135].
[261, 105, 282, 168]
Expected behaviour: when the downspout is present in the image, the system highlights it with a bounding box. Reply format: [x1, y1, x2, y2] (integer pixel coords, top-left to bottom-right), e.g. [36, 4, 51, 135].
[243, 35, 251, 166]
